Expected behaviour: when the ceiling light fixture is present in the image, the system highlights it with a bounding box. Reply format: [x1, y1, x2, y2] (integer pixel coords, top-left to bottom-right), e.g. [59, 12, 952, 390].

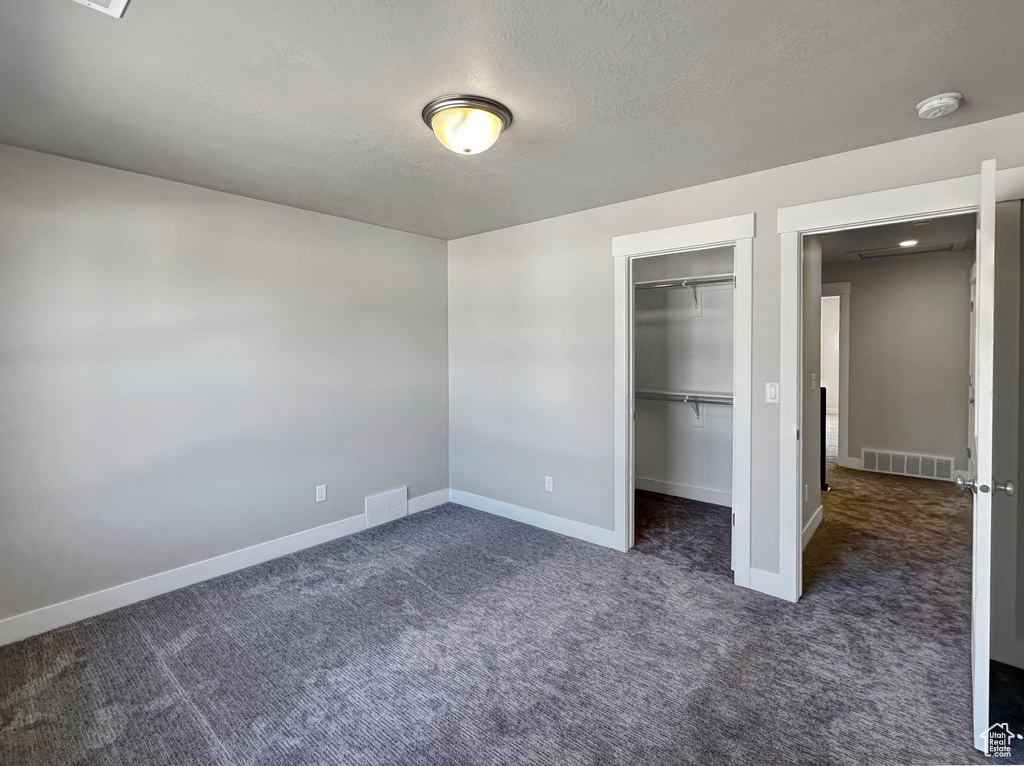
[916, 92, 962, 119]
[422, 95, 512, 155]
[899, 239, 919, 247]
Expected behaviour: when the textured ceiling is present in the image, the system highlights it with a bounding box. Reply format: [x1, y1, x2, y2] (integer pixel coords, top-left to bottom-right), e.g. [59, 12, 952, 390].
[2, 1, 1023, 240]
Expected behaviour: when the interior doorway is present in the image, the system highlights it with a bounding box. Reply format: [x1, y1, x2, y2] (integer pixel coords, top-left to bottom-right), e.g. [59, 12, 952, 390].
[815, 214, 978, 497]
[779, 162, 1024, 753]
[631, 246, 736, 578]
[611, 213, 754, 589]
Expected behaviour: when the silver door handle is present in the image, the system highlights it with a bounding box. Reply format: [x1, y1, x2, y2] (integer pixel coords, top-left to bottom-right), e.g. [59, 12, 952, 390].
[956, 475, 977, 493]
[993, 479, 1016, 497]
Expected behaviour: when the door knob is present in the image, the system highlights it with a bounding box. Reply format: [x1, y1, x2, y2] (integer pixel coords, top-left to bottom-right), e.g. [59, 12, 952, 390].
[956, 475, 977, 493]
[993, 479, 1016, 497]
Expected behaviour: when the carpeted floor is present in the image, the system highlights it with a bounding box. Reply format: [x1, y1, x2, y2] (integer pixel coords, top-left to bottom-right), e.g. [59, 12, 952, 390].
[0, 465, 1014, 765]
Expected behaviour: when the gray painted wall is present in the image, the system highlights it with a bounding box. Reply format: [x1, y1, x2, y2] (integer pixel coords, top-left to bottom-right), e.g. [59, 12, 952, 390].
[0, 145, 449, 622]
[992, 199, 1023, 668]
[822, 251, 973, 470]
[448, 111, 1024, 575]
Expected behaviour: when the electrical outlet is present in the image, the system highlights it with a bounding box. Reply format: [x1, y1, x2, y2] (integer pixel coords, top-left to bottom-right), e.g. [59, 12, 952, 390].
[316, 484, 327, 503]
[803, 483, 808, 503]
[544, 476, 554, 493]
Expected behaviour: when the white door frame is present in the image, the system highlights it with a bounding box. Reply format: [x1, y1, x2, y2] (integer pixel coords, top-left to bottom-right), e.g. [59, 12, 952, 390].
[612, 213, 754, 588]
[777, 167, 1024, 603]
[821, 283, 854, 468]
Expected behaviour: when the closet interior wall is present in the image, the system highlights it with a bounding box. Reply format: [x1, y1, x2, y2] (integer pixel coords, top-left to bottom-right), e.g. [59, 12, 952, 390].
[634, 246, 735, 507]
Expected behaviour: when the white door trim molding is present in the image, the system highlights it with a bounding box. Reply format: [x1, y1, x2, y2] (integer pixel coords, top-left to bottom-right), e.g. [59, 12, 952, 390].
[612, 213, 755, 259]
[612, 213, 754, 590]
[822, 282, 853, 469]
[776, 168, 1024, 604]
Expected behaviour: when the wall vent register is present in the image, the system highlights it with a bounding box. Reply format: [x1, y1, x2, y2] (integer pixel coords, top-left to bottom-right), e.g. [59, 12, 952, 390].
[365, 487, 408, 528]
[70, 0, 130, 17]
[862, 448, 955, 482]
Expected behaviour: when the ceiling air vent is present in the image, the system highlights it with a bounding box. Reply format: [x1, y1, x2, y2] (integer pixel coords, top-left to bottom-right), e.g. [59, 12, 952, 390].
[862, 448, 955, 482]
[70, 0, 130, 18]
[854, 242, 959, 261]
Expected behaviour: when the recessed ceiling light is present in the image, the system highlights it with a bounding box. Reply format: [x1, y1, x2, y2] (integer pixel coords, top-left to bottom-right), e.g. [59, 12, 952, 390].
[422, 95, 512, 155]
[899, 239, 919, 247]
[916, 93, 962, 119]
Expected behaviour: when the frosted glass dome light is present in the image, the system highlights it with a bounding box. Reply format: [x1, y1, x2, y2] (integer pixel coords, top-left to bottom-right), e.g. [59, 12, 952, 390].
[422, 95, 512, 155]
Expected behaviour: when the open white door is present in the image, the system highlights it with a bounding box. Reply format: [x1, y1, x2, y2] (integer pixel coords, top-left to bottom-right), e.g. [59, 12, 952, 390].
[968, 159, 996, 752]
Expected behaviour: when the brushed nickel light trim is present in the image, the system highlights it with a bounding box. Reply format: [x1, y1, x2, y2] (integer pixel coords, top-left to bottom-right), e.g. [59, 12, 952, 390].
[421, 95, 513, 131]
[421, 94, 513, 154]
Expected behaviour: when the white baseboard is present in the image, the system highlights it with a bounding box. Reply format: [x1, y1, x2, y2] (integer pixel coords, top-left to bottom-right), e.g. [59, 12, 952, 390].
[408, 488, 450, 514]
[634, 477, 732, 508]
[802, 504, 823, 550]
[449, 490, 618, 549]
[838, 456, 863, 470]
[0, 489, 448, 647]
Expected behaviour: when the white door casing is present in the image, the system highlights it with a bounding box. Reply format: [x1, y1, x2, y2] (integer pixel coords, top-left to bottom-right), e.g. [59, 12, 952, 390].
[612, 213, 754, 589]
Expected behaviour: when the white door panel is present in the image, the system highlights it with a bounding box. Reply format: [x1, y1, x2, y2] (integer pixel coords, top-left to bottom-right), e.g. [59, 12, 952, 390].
[970, 159, 996, 752]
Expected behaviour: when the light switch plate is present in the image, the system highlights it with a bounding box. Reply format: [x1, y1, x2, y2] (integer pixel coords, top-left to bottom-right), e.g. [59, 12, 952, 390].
[766, 382, 780, 404]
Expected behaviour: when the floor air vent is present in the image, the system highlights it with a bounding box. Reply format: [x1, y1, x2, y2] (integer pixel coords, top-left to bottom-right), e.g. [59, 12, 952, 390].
[862, 449, 954, 482]
[365, 487, 408, 528]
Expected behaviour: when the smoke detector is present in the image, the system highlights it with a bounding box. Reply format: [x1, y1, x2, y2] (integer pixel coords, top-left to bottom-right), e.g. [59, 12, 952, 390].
[916, 93, 962, 120]
[70, 0, 130, 18]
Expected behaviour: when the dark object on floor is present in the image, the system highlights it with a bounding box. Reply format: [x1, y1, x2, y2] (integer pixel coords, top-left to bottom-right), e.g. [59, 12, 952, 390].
[0, 475, 997, 765]
[992, 660, 1024, 736]
[820, 386, 830, 492]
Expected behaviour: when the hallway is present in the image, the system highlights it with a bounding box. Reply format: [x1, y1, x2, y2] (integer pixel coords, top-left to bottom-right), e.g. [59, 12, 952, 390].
[807, 453, 1024, 761]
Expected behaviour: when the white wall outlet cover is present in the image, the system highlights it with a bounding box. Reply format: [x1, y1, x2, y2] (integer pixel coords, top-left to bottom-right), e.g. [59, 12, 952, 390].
[316, 485, 327, 503]
[766, 382, 780, 403]
[810, 372, 818, 390]
[544, 476, 554, 492]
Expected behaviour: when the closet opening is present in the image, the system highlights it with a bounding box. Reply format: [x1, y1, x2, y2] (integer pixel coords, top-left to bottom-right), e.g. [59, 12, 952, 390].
[631, 245, 737, 578]
[612, 212, 753, 586]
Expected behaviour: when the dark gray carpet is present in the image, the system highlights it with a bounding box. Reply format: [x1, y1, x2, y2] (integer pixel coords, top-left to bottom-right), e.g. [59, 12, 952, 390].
[992, 661, 1024, 746]
[0, 473, 1009, 765]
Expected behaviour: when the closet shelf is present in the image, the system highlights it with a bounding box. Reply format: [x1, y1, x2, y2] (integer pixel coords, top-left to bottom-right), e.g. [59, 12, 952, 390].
[635, 388, 734, 417]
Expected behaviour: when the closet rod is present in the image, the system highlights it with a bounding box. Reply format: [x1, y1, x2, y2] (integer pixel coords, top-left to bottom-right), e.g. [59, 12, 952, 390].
[634, 273, 735, 291]
[634, 388, 733, 405]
